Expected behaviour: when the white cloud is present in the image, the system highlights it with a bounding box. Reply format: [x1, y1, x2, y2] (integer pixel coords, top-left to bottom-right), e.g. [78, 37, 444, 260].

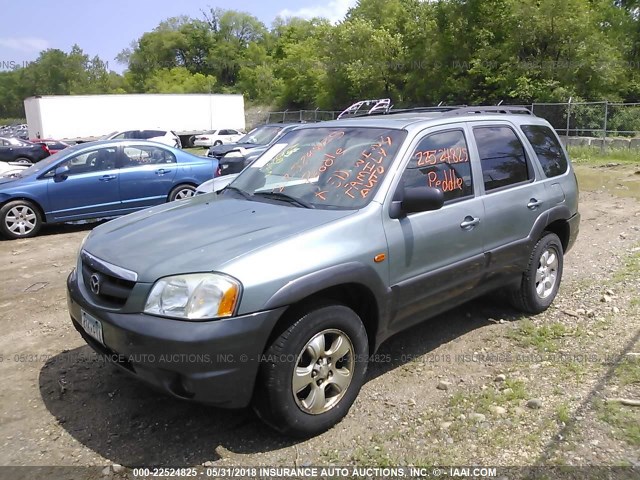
[0, 37, 49, 53]
[278, 0, 358, 24]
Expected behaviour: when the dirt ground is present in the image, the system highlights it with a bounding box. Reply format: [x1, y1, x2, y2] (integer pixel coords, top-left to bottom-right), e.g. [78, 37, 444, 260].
[0, 164, 638, 479]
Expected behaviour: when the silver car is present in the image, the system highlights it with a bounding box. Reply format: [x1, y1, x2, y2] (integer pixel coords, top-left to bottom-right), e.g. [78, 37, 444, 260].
[67, 105, 579, 437]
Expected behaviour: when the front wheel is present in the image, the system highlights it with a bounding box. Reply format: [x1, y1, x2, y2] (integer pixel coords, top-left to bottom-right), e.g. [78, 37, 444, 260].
[510, 232, 564, 314]
[213, 140, 223, 146]
[0, 200, 43, 239]
[253, 304, 369, 437]
[168, 184, 196, 201]
[14, 157, 33, 165]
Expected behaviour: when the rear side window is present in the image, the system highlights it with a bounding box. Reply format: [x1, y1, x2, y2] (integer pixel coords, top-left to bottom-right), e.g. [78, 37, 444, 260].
[521, 125, 568, 178]
[473, 126, 530, 192]
[401, 130, 473, 203]
[123, 145, 176, 166]
[142, 130, 165, 139]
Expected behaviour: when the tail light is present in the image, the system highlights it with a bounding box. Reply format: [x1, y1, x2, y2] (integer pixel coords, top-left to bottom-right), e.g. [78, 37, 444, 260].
[41, 144, 50, 155]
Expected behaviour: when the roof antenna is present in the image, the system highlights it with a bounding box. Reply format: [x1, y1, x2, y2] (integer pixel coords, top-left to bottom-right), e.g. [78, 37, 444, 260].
[497, 100, 504, 106]
[437, 101, 444, 107]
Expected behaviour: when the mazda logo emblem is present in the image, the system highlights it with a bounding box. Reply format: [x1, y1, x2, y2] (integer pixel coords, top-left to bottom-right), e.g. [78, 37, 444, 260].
[89, 273, 102, 295]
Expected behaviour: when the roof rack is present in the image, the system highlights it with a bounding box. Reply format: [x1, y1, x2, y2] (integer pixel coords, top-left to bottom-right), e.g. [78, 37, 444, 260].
[441, 106, 533, 117]
[337, 100, 535, 119]
[337, 99, 392, 119]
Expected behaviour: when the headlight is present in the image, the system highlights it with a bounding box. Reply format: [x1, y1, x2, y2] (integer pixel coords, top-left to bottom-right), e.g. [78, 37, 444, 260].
[77, 233, 90, 258]
[144, 273, 241, 320]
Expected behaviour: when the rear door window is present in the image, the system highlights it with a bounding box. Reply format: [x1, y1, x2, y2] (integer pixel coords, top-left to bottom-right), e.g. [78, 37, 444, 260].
[473, 126, 531, 192]
[521, 125, 568, 178]
[122, 145, 176, 167]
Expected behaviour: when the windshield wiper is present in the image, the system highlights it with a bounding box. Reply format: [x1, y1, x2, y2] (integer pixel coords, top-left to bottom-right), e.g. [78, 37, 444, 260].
[254, 191, 315, 209]
[220, 185, 253, 200]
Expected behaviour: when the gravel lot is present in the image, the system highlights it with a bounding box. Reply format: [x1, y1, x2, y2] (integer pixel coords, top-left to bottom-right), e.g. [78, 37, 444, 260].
[0, 164, 638, 478]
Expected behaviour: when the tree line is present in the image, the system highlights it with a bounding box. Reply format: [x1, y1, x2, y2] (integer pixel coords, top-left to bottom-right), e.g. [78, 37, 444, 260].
[2, 0, 640, 119]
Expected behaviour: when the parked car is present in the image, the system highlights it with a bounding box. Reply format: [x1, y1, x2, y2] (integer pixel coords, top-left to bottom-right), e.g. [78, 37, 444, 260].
[217, 124, 301, 177]
[0, 140, 218, 239]
[103, 130, 182, 148]
[193, 129, 244, 147]
[0, 136, 50, 164]
[30, 139, 71, 155]
[207, 123, 298, 160]
[195, 173, 238, 195]
[67, 105, 579, 437]
[0, 161, 29, 178]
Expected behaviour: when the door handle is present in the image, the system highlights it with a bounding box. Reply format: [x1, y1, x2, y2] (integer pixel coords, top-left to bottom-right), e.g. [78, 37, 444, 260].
[527, 198, 543, 209]
[99, 174, 117, 182]
[460, 216, 480, 229]
[155, 169, 171, 175]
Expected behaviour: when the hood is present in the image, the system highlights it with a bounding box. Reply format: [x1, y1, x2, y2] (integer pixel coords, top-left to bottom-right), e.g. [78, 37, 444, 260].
[83, 195, 353, 282]
[195, 174, 238, 194]
[209, 142, 261, 156]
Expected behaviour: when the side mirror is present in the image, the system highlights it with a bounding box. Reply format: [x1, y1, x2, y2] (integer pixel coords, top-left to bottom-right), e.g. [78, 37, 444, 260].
[54, 165, 70, 177]
[390, 186, 444, 218]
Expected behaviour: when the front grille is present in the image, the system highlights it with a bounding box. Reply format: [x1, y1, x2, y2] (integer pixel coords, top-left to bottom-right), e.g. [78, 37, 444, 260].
[81, 252, 136, 308]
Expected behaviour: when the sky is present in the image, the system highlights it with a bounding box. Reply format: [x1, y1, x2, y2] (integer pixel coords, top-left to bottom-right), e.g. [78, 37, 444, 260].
[0, 0, 357, 73]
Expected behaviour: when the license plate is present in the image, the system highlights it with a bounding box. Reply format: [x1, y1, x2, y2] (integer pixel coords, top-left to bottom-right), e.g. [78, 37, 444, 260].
[81, 310, 104, 346]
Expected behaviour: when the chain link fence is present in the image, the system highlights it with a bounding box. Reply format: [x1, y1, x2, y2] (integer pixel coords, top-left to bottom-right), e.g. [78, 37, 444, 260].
[264, 109, 340, 124]
[264, 102, 640, 149]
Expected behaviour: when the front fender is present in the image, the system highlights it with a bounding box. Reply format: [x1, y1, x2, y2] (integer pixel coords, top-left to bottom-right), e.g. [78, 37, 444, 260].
[262, 262, 393, 346]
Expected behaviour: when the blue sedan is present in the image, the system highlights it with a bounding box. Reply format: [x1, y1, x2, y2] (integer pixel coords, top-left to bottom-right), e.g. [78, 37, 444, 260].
[0, 140, 218, 239]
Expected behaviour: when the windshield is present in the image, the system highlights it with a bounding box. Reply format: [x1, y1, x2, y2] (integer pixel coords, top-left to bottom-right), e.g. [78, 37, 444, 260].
[228, 127, 407, 210]
[238, 126, 284, 145]
[19, 143, 85, 177]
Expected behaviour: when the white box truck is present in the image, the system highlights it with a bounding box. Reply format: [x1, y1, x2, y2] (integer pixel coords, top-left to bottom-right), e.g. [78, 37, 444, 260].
[24, 93, 245, 147]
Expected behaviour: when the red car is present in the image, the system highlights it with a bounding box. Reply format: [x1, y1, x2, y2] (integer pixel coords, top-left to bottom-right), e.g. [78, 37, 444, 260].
[30, 139, 70, 155]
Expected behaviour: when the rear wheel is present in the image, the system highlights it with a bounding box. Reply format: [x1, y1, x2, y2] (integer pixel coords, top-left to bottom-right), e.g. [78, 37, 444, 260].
[213, 140, 223, 146]
[168, 184, 196, 201]
[0, 200, 42, 239]
[510, 232, 563, 314]
[14, 157, 32, 165]
[253, 304, 368, 437]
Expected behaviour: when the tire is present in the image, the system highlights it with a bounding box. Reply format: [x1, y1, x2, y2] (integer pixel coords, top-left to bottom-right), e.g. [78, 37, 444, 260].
[213, 140, 223, 146]
[14, 157, 33, 165]
[510, 232, 563, 314]
[253, 304, 369, 437]
[168, 184, 196, 202]
[0, 200, 43, 239]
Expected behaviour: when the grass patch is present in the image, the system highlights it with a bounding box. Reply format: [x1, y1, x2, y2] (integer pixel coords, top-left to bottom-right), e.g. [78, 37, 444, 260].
[350, 441, 396, 467]
[615, 357, 640, 386]
[555, 403, 571, 424]
[612, 251, 640, 284]
[184, 147, 209, 156]
[510, 320, 568, 352]
[448, 379, 527, 416]
[596, 400, 640, 446]
[567, 146, 640, 165]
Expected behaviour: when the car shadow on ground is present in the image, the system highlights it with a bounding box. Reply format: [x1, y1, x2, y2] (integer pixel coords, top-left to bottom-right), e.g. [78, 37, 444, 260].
[38, 295, 524, 467]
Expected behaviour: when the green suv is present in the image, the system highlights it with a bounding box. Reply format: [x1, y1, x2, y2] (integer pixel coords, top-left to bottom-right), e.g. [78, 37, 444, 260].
[67, 105, 580, 437]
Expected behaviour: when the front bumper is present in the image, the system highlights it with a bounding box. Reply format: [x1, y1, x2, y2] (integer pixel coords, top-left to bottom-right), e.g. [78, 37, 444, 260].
[67, 272, 285, 408]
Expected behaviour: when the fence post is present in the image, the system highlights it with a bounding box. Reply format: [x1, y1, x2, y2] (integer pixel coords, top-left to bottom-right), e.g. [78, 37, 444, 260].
[602, 101, 608, 154]
[565, 98, 572, 143]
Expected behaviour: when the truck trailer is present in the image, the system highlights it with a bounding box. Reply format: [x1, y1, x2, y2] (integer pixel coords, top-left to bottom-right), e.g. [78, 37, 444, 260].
[24, 93, 245, 147]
